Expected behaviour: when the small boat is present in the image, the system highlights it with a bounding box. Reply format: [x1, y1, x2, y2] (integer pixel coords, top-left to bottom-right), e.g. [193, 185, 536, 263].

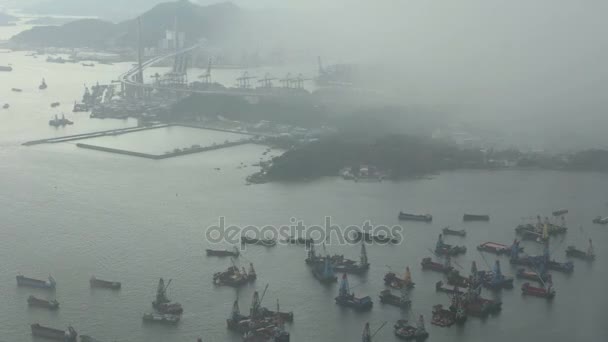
[552, 209, 568, 216]
[49, 114, 73, 127]
[0, 65, 13, 72]
[90, 276, 121, 289]
[39, 78, 47, 90]
[394, 316, 429, 340]
[30, 324, 77, 341]
[142, 312, 180, 324]
[421, 257, 453, 273]
[17, 275, 56, 289]
[27, 295, 59, 310]
[206, 246, 240, 257]
[592, 216, 608, 224]
[2, 103, 8, 109]
[379, 289, 411, 308]
[82, 63, 95, 67]
[398, 212, 432, 222]
[50, 102, 60, 108]
[442, 227, 466, 237]
[521, 282, 555, 299]
[463, 214, 490, 221]
[11, 88, 22, 92]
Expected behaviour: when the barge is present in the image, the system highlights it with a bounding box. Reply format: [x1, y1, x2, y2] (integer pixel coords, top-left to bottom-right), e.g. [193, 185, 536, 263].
[17, 275, 56, 289]
[31, 324, 77, 341]
[463, 214, 489, 221]
[89, 276, 121, 290]
[27, 295, 59, 310]
[398, 212, 432, 222]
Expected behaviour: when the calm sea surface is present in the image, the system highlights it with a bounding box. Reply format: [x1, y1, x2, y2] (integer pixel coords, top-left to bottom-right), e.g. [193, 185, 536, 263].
[1, 22, 607, 342]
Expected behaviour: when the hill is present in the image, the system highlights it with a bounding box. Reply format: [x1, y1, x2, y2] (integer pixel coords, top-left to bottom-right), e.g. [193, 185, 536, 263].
[10, 1, 241, 48]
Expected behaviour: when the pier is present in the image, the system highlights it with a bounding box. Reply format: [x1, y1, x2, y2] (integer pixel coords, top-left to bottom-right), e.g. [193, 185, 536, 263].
[22, 124, 170, 146]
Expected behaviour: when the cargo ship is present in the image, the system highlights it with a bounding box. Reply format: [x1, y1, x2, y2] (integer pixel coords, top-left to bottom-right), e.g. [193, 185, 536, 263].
[442, 227, 466, 237]
[206, 246, 239, 257]
[30, 324, 77, 341]
[17, 275, 56, 289]
[241, 236, 276, 247]
[398, 212, 432, 222]
[27, 295, 59, 310]
[463, 214, 490, 221]
[90, 276, 121, 290]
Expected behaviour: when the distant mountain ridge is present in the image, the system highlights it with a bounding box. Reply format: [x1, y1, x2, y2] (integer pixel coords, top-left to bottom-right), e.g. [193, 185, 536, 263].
[10, 1, 242, 48]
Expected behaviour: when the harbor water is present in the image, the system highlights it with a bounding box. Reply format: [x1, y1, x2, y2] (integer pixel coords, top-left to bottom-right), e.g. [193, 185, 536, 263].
[1, 27, 608, 342]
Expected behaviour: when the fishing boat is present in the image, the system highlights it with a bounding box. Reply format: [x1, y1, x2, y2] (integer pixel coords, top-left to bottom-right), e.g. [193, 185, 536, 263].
[477, 241, 522, 255]
[27, 295, 59, 310]
[552, 209, 568, 216]
[463, 214, 490, 221]
[521, 282, 555, 299]
[430, 305, 455, 327]
[592, 216, 608, 224]
[152, 278, 183, 315]
[89, 276, 121, 289]
[435, 280, 464, 295]
[421, 257, 453, 273]
[398, 212, 432, 222]
[566, 239, 595, 261]
[30, 324, 77, 341]
[379, 289, 411, 308]
[16, 275, 56, 289]
[383, 267, 415, 289]
[39, 78, 47, 90]
[241, 236, 277, 247]
[142, 312, 180, 324]
[206, 246, 239, 257]
[394, 316, 429, 340]
[442, 227, 466, 237]
[334, 274, 373, 310]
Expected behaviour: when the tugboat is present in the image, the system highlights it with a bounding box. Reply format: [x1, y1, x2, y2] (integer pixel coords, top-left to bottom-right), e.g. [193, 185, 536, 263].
[16, 275, 56, 289]
[566, 239, 595, 261]
[334, 274, 373, 311]
[152, 278, 183, 315]
[90, 276, 121, 289]
[206, 246, 240, 257]
[421, 256, 453, 273]
[394, 316, 429, 340]
[434, 234, 466, 256]
[521, 281, 555, 299]
[384, 266, 415, 289]
[379, 286, 411, 309]
[312, 257, 338, 283]
[142, 312, 180, 324]
[49, 114, 73, 127]
[27, 295, 59, 310]
[462, 214, 489, 221]
[30, 324, 77, 341]
[442, 227, 466, 237]
[398, 212, 432, 222]
[39, 78, 47, 90]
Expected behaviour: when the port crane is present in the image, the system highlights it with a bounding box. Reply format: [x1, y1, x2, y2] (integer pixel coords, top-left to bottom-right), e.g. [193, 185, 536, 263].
[198, 58, 212, 83]
[293, 73, 311, 89]
[257, 73, 276, 88]
[279, 73, 293, 89]
[236, 71, 256, 88]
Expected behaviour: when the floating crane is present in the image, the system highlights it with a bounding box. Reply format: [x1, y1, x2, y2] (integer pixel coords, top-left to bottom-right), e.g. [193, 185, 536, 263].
[362, 321, 387, 342]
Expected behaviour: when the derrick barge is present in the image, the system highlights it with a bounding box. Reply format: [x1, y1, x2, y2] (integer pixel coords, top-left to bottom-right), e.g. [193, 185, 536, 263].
[334, 274, 373, 311]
